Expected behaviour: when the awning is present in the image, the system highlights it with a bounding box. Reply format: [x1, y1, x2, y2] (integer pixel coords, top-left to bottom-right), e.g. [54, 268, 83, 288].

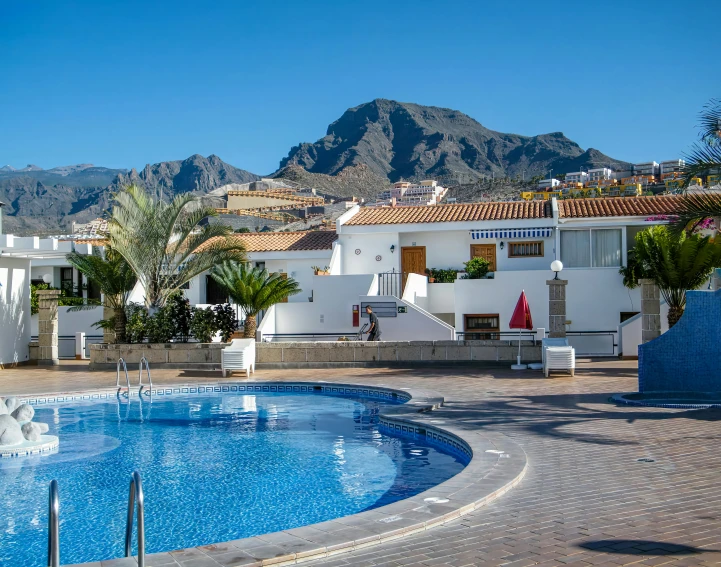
[470, 227, 553, 240]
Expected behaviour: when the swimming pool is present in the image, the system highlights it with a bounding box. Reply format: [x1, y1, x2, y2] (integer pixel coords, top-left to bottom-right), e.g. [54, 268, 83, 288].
[0, 390, 468, 567]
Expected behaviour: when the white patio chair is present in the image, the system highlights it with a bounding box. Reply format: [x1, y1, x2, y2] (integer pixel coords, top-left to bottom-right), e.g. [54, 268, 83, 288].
[221, 339, 256, 378]
[544, 346, 575, 377]
[541, 338, 569, 368]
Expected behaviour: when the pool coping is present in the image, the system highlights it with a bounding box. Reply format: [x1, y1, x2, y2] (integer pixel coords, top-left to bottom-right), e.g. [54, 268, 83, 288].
[611, 391, 721, 409]
[21, 380, 527, 567]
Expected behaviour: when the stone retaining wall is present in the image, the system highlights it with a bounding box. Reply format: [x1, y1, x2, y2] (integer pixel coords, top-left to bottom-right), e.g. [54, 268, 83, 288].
[90, 341, 541, 369]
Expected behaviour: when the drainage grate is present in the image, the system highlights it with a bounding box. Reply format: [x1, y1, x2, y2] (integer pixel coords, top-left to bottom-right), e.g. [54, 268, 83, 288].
[637, 458, 655, 463]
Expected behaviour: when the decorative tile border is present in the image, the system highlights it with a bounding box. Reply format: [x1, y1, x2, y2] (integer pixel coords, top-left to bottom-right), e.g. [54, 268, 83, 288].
[0, 435, 59, 458]
[18, 381, 527, 567]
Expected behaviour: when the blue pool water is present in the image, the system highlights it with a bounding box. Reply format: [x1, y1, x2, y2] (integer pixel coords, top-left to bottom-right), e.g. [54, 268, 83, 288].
[0, 392, 467, 566]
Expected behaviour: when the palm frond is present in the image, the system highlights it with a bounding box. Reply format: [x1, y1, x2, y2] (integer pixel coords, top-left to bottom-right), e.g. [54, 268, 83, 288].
[669, 191, 721, 234]
[106, 183, 246, 308]
[210, 262, 301, 316]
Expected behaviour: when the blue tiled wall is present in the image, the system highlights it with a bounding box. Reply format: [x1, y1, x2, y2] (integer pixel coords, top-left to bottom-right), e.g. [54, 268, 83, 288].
[638, 288, 721, 392]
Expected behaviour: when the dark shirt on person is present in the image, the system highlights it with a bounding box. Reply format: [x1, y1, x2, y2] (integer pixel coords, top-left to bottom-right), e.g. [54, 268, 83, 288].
[368, 311, 381, 340]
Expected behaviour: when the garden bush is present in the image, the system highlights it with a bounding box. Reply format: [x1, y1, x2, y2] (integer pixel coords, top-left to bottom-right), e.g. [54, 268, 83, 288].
[462, 257, 490, 279]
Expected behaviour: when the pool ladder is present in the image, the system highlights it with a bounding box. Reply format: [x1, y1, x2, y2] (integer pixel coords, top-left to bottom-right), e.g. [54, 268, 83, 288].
[116, 357, 153, 399]
[46, 472, 146, 567]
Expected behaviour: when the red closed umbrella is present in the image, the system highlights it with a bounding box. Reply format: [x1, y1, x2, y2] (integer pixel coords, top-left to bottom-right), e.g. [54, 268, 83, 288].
[509, 291, 533, 369]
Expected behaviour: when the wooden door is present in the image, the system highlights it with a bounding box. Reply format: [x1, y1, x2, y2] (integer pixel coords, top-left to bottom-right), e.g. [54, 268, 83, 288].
[401, 246, 426, 291]
[470, 244, 497, 271]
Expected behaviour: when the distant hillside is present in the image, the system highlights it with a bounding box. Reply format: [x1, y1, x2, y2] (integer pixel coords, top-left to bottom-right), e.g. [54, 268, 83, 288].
[280, 99, 631, 184]
[0, 155, 260, 235]
[114, 154, 259, 195]
[269, 164, 389, 202]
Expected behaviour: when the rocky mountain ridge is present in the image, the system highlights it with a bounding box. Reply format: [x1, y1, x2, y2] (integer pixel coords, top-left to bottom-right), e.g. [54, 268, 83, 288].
[281, 99, 630, 184]
[3, 99, 633, 234]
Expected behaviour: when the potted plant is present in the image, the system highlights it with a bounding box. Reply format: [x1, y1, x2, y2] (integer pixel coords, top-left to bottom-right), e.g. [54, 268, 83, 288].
[312, 265, 330, 276]
[461, 257, 491, 279]
[424, 268, 435, 283]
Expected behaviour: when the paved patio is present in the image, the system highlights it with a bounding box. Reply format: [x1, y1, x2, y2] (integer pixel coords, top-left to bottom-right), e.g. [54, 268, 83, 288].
[2, 359, 720, 566]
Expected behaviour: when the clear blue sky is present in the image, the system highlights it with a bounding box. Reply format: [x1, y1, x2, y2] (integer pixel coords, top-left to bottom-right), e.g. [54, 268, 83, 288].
[2, 0, 719, 175]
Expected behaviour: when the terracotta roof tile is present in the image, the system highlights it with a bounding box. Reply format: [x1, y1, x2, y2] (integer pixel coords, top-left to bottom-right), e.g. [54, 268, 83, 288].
[226, 231, 337, 252]
[345, 202, 552, 226]
[556, 195, 715, 218]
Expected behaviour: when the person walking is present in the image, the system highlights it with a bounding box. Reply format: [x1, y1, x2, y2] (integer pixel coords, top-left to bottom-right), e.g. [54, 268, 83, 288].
[365, 305, 382, 341]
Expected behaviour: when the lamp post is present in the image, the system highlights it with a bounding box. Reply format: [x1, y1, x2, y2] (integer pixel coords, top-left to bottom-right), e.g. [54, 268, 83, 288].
[551, 260, 563, 280]
[547, 261, 567, 338]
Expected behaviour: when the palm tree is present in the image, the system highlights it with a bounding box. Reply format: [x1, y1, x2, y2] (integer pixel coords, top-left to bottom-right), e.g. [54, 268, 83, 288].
[682, 97, 721, 187]
[210, 262, 301, 338]
[671, 97, 721, 233]
[66, 248, 136, 342]
[621, 226, 721, 327]
[107, 183, 246, 310]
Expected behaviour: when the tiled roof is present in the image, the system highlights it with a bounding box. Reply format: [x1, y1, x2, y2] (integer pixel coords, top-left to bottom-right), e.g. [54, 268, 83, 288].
[227, 231, 337, 252]
[344, 202, 552, 226]
[558, 195, 697, 218]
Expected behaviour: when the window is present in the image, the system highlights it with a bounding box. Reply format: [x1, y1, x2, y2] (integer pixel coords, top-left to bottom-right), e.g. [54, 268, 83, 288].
[592, 229, 621, 267]
[560, 229, 622, 268]
[60, 267, 74, 295]
[464, 314, 499, 340]
[509, 241, 544, 258]
[87, 279, 101, 301]
[560, 231, 590, 267]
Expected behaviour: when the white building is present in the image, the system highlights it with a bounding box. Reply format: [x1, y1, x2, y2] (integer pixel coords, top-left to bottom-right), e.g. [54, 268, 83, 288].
[259, 194, 698, 357]
[538, 178, 561, 189]
[660, 159, 685, 175]
[587, 168, 614, 183]
[374, 180, 447, 207]
[633, 162, 660, 177]
[565, 172, 589, 184]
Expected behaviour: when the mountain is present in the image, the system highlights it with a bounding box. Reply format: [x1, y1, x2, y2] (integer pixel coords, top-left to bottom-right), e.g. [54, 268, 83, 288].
[269, 164, 389, 202]
[0, 155, 259, 235]
[113, 154, 259, 195]
[280, 99, 631, 184]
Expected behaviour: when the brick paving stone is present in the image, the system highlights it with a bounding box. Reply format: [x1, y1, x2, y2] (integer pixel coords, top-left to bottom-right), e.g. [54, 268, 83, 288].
[5, 360, 721, 567]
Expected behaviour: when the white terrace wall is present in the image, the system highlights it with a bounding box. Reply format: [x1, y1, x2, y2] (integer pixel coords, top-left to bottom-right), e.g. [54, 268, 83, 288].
[360, 294, 455, 341]
[619, 301, 670, 358]
[453, 268, 640, 350]
[0, 257, 31, 366]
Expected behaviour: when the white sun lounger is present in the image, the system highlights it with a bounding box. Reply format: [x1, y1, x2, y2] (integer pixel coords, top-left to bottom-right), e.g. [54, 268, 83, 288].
[221, 339, 256, 378]
[544, 345, 575, 377]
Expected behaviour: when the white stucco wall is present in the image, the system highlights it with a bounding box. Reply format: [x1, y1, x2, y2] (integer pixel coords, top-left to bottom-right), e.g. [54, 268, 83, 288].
[401, 273, 429, 310]
[619, 301, 669, 358]
[453, 268, 640, 354]
[398, 230, 554, 272]
[338, 232, 400, 275]
[359, 294, 455, 341]
[0, 257, 31, 366]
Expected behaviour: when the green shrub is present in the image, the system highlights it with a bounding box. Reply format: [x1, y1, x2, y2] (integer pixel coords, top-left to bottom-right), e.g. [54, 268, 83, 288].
[462, 257, 490, 279]
[190, 307, 217, 343]
[145, 308, 175, 343]
[167, 292, 192, 342]
[125, 304, 148, 344]
[427, 268, 459, 283]
[213, 304, 238, 342]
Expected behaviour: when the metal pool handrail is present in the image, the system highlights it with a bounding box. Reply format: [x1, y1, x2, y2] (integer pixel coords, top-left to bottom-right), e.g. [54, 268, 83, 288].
[116, 358, 130, 393]
[138, 356, 152, 398]
[125, 471, 146, 567]
[48, 480, 59, 567]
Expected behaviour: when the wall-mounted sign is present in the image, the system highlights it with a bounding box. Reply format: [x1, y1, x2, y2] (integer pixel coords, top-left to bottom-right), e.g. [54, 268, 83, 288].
[375, 255, 382, 261]
[397, 306, 407, 314]
[355, 249, 361, 255]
